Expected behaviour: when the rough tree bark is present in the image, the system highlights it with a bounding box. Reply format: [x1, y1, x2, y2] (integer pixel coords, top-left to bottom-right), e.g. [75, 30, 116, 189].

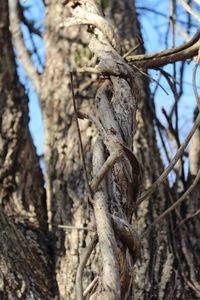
[0, 2, 57, 299]
[1, 0, 200, 299]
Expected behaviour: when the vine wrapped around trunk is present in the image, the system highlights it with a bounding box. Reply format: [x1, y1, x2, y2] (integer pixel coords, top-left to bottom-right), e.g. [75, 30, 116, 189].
[63, 1, 141, 299]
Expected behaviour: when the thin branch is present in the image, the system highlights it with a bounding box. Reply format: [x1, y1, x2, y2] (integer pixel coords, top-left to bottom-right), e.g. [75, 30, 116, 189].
[19, 4, 42, 37]
[123, 41, 144, 58]
[128, 26, 200, 61]
[127, 27, 200, 68]
[161, 107, 179, 151]
[76, 234, 98, 300]
[77, 66, 100, 74]
[144, 168, 200, 236]
[178, 0, 200, 22]
[136, 113, 200, 208]
[178, 209, 200, 227]
[90, 148, 123, 193]
[70, 72, 93, 199]
[192, 48, 200, 111]
[136, 6, 198, 27]
[51, 224, 93, 231]
[8, 0, 40, 94]
[83, 276, 99, 297]
[131, 64, 169, 95]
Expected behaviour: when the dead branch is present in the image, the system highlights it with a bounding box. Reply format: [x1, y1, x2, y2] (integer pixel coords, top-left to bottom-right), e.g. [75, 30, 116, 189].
[127, 27, 200, 68]
[144, 168, 200, 236]
[70, 71, 93, 199]
[178, 209, 200, 227]
[83, 276, 99, 297]
[178, 0, 200, 22]
[192, 48, 200, 111]
[76, 234, 98, 300]
[136, 113, 200, 208]
[8, 0, 40, 94]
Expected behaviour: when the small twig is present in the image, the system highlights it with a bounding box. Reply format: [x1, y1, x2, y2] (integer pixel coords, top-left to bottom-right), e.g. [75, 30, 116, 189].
[19, 4, 42, 37]
[136, 113, 200, 208]
[161, 107, 181, 168]
[123, 42, 144, 58]
[178, 0, 200, 22]
[70, 71, 93, 199]
[127, 32, 200, 68]
[77, 66, 100, 74]
[161, 106, 178, 142]
[127, 26, 200, 61]
[76, 234, 98, 300]
[158, 68, 181, 85]
[192, 48, 200, 111]
[51, 224, 93, 231]
[83, 276, 99, 297]
[144, 169, 200, 236]
[178, 209, 200, 227]
[131, 64, 169, 95]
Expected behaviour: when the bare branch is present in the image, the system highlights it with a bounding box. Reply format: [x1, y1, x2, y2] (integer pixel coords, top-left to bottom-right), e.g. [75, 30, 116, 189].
[192, 48, 200, 111]
[123, 41, 144, 58]
[8, 0, 40, 94]
[136, 113, 200, 208]
[83, 276, 99, 297]
[178, 0, 200, 22]
[70, 71, 93, 199]
[76, 234, 98, 300]
[144, 169, 200, 236]
[178, 209, 200, 227]
[127, 27, 200, 68]
[131, 64, 169, 95]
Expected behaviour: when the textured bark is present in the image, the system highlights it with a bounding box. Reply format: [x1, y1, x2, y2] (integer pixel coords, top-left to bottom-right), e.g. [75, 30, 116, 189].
[1, 0, 200, 299]
[41, 0, 200, 299]
[41, 2, 98, 298]
[0, 2, 57, 299]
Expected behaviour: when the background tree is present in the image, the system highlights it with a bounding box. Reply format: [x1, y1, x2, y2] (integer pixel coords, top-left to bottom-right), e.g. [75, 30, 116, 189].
[0, 0, 200, 299]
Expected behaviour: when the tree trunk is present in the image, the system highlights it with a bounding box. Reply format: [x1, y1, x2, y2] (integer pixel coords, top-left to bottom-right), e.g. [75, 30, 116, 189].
[2, 0, 200, 299]
[0, 2, 57, 299]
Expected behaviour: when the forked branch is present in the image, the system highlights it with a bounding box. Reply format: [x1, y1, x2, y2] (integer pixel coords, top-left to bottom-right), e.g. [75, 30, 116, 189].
[127, 27, 200, 68]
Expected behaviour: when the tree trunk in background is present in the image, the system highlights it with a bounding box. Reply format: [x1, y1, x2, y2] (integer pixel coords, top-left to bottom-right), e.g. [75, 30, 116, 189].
[41, 1, 99, 298]
[0, 2, 57, 299]
[1, 0, 200, 299]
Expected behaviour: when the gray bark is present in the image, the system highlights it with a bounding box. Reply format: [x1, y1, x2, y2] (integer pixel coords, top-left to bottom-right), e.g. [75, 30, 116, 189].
[0, 1, 57, 299]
